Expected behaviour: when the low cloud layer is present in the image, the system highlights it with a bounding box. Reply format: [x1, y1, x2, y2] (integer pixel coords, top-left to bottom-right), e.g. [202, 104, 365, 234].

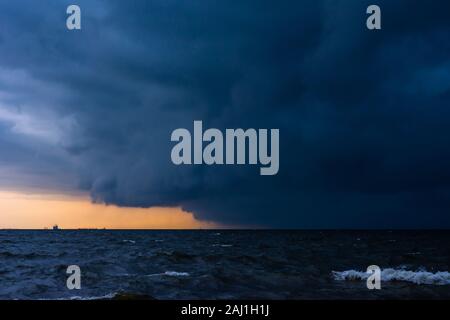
[1, 0, 450, 227]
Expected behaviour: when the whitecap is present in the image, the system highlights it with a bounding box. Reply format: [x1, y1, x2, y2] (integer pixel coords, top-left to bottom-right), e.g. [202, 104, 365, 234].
[147, 271, 190, 277]
[51, 292, 117, 300]
[332, 268, 450, 285]
[164, 271, 190, 277]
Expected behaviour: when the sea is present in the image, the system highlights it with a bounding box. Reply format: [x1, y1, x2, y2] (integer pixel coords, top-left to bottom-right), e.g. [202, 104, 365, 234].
[0, 230, 449, 300]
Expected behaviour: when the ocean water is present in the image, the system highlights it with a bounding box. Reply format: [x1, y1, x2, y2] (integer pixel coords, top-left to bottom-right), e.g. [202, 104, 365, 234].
[0, 230, 449, 300]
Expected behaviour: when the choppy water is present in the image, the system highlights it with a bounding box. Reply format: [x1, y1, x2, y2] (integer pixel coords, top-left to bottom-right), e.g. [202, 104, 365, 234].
[0, 230, 449, 299]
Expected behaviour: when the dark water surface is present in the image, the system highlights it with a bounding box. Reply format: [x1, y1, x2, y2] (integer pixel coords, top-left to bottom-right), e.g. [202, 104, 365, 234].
[0, 230, 449, 299]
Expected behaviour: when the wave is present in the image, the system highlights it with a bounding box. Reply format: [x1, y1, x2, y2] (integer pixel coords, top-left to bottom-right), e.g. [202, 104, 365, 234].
[332, 268, 450, 285]
[66, 292, 117, 300]
[163, 271, 190, 277]
[146, 271, 190, 277]
[65, 291, 155, 300]
[113, 271, 191, 278]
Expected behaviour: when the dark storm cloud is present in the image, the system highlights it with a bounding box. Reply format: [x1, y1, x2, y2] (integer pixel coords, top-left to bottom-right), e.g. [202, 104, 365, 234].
[1, 0, 450, 227]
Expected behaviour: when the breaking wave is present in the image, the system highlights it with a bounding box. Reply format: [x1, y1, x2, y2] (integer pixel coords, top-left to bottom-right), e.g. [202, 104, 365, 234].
[332, 268, 450, 285]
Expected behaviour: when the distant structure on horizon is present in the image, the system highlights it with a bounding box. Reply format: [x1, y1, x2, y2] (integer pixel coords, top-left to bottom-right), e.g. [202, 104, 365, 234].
[52, 224, 60, 230]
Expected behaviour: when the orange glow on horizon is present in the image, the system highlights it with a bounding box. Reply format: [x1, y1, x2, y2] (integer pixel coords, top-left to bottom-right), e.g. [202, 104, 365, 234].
[0, 191, 220, 229]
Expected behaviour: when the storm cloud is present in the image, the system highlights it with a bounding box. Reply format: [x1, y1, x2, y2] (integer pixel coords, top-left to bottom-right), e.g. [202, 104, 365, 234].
[1, 0, 450, 227]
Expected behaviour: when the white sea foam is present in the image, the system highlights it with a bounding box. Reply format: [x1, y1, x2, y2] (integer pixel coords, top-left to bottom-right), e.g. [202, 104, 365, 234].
[40, 291, 121, 301]
[332, 268, 450, 285]
[54, 292, 118, 300]
[164, 271, 190, 277]
[122, 240, 136, 244]
[147, 271, 190, 277]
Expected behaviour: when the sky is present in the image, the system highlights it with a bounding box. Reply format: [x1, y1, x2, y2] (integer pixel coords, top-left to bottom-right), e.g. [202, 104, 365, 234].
[0, 191, 219, 229]
[0, 0, 450, 228]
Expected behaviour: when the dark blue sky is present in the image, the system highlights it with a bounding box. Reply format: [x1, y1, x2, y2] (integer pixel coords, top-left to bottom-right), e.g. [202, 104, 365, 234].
[1, 0, 450, 228]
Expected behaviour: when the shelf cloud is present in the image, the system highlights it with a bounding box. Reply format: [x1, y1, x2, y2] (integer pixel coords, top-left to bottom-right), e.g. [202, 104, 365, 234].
[1, 0, 450, 227]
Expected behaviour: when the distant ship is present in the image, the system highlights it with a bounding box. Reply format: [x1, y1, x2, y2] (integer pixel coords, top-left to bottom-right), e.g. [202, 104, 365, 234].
[52, 224, 60, 230]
